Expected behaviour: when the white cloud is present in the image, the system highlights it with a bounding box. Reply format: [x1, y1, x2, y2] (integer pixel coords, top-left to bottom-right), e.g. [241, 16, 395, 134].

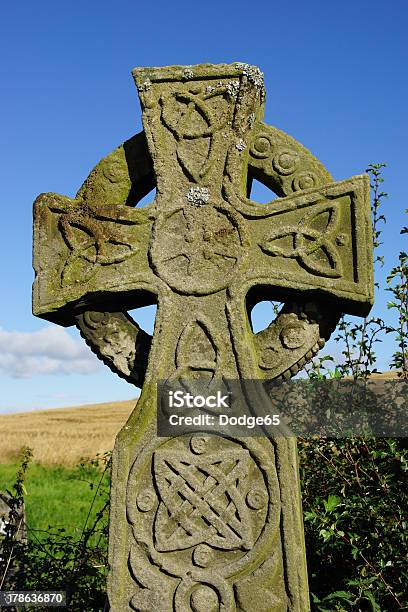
[0, 326, 102, 378]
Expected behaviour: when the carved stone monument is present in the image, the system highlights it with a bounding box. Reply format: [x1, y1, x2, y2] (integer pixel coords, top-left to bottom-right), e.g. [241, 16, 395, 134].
[33, 63, 373, 611]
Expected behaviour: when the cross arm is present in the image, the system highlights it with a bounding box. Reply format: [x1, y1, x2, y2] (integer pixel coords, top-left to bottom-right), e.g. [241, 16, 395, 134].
[225, 174, 373, 316]
[33, 192, 157, 326]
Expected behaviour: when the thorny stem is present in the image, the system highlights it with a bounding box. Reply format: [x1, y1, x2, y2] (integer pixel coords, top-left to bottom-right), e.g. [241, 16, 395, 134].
[342, 532, 404, 609]
[0, 516, 24, 591]
[398, 263, 408, 378]
[0, 447, 32, 590]
[68, 458, 111, 585]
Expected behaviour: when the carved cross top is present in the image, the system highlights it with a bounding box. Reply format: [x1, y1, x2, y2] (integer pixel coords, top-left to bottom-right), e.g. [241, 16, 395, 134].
[33, 62, 373, 387]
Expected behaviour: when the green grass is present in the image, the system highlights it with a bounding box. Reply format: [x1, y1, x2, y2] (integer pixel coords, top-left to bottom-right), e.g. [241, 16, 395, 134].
[0, 461, 110, 542]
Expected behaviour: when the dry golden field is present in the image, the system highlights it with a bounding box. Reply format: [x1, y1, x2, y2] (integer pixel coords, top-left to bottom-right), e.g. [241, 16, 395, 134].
[0, 399, 136, 466]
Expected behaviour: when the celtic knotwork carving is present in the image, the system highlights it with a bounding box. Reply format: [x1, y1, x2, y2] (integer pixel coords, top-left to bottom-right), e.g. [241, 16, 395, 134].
[153, 445, 258, 551]
[161, 88, 230, 182]
[126, 433, 281, 611]
[260, 201, 345, 278]
[175, 319, 219, 380]
[151, 204, 247, 295]
[58, 207, 139, 287]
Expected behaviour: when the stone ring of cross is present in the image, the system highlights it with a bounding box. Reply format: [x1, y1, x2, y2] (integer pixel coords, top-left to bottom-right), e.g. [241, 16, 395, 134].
[76, 119, 369, 386]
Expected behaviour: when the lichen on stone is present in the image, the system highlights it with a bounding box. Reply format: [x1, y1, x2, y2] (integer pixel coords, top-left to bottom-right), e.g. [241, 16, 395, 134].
[186, 186, 210, 206]
[183, 68, 194, 79]
[235, 139, 246, 152]
[235, 63, 264, 87]
[226, 80, 240, 100]
[138, 79, 151, 92]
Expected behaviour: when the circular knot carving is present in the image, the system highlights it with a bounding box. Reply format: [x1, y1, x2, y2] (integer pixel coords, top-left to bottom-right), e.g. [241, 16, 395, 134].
[292, 171, 319, 191]
[190, 585, 220, 612]
[127, 434, 281, 608]
[280, 323, 307, 349]
[193, 544, 213, 567]
[136, 489, 156, 512]
[246, 488, 268, 510]
[272, 150, 297, 175]
[150, 204, 247, 295]
[250, 133, 273, 159]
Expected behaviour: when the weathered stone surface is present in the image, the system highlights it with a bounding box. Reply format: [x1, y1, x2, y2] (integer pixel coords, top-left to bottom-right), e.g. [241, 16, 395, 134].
[32, 62, 374, 611]
[0, 493, 26, 543]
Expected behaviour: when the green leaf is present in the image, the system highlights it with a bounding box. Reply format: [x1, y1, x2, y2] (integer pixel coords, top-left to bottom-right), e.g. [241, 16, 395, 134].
[325, 590, 354, 602]
[351, 546, 359, 559]
[323, 494, 341, 513]
[319, 528, 332, 542]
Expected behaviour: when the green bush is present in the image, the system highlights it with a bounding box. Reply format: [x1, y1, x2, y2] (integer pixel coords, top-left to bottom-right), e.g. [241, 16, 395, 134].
[300, 438, 407, 611]
[0, 452, 110, 611]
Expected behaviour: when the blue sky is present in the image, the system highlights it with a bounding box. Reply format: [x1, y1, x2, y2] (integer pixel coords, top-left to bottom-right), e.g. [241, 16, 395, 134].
[1, 0, 407, 412]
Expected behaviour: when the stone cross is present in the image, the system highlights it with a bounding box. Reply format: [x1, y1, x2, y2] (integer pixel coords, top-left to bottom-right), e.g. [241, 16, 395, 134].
[33, 63, 373, 611]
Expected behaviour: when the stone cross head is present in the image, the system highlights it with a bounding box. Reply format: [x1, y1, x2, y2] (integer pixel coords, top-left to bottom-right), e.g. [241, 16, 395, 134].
[33, 63, 373, 387]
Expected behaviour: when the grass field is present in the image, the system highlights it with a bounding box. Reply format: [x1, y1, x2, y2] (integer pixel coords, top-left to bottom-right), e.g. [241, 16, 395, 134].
[0, 461, 110, 541]
[0, 399, 135, 466]
[0, 400, 134, 541]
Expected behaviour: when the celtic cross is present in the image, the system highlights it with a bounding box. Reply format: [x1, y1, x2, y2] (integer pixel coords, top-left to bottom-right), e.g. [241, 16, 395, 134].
[33, 63, 373, 611]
